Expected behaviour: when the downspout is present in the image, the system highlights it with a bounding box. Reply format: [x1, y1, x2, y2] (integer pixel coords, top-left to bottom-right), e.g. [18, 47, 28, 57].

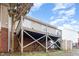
[8, 15, 12, 52]
[8, 8, 15, 52]
[8, 13, 14, 52]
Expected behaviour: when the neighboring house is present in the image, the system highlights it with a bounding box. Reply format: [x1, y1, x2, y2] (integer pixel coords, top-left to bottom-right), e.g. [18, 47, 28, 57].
[76, 32, 79, 48]
[62, 28, 78, 43]
[61, 27, 79, 50]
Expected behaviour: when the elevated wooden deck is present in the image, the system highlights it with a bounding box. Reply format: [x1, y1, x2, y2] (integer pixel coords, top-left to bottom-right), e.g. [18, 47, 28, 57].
[15, 16, 62, 38]
[15, 16, 62, 53]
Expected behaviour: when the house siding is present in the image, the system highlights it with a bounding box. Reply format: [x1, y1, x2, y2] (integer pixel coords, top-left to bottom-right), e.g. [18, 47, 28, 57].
[0, 4, 9, 52]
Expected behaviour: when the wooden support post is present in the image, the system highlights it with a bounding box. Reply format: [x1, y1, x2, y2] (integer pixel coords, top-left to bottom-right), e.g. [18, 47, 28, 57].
[46, 27, 48, 52]
[11, 15, 16, 52]
[21, 16, 23, 53]
[46, 34, 48, 52]
[12, 17, 15, 52]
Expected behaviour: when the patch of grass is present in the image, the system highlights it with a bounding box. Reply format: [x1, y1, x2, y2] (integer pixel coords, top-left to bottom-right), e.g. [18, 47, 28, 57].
[10, 50, 69, 56]
[0, 49, 78, 56]
[11, 51, 49, 56]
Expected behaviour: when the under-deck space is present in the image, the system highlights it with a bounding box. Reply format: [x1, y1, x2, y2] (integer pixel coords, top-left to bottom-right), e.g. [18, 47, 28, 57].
[14, 29, 61, 52]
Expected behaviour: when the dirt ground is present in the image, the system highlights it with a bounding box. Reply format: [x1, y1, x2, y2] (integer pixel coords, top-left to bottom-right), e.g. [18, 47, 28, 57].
[0, 48, 79, 56]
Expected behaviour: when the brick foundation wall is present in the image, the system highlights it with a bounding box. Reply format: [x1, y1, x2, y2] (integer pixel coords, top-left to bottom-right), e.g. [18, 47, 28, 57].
[0, 27, 8, 52]
[0, 31, 1, 52]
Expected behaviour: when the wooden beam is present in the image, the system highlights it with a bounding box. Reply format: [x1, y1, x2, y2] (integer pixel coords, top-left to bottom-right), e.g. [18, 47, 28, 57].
[47, 36, 61, 49]
[24, 31, 46, 49]
[23, 34, 46, 48]
[17, 36, 21, 47]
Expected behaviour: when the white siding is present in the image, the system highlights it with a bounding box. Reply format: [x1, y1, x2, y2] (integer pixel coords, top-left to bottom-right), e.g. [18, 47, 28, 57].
[1, 5, 8, 28]
[41, 25, 46, 32]
[62, 28, 78, 43]
[31, 21, 41, 31]
[47, 27, 56, 35]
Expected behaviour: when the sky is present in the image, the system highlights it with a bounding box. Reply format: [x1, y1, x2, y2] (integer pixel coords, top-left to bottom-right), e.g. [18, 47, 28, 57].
[27, 3, 79, 32]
